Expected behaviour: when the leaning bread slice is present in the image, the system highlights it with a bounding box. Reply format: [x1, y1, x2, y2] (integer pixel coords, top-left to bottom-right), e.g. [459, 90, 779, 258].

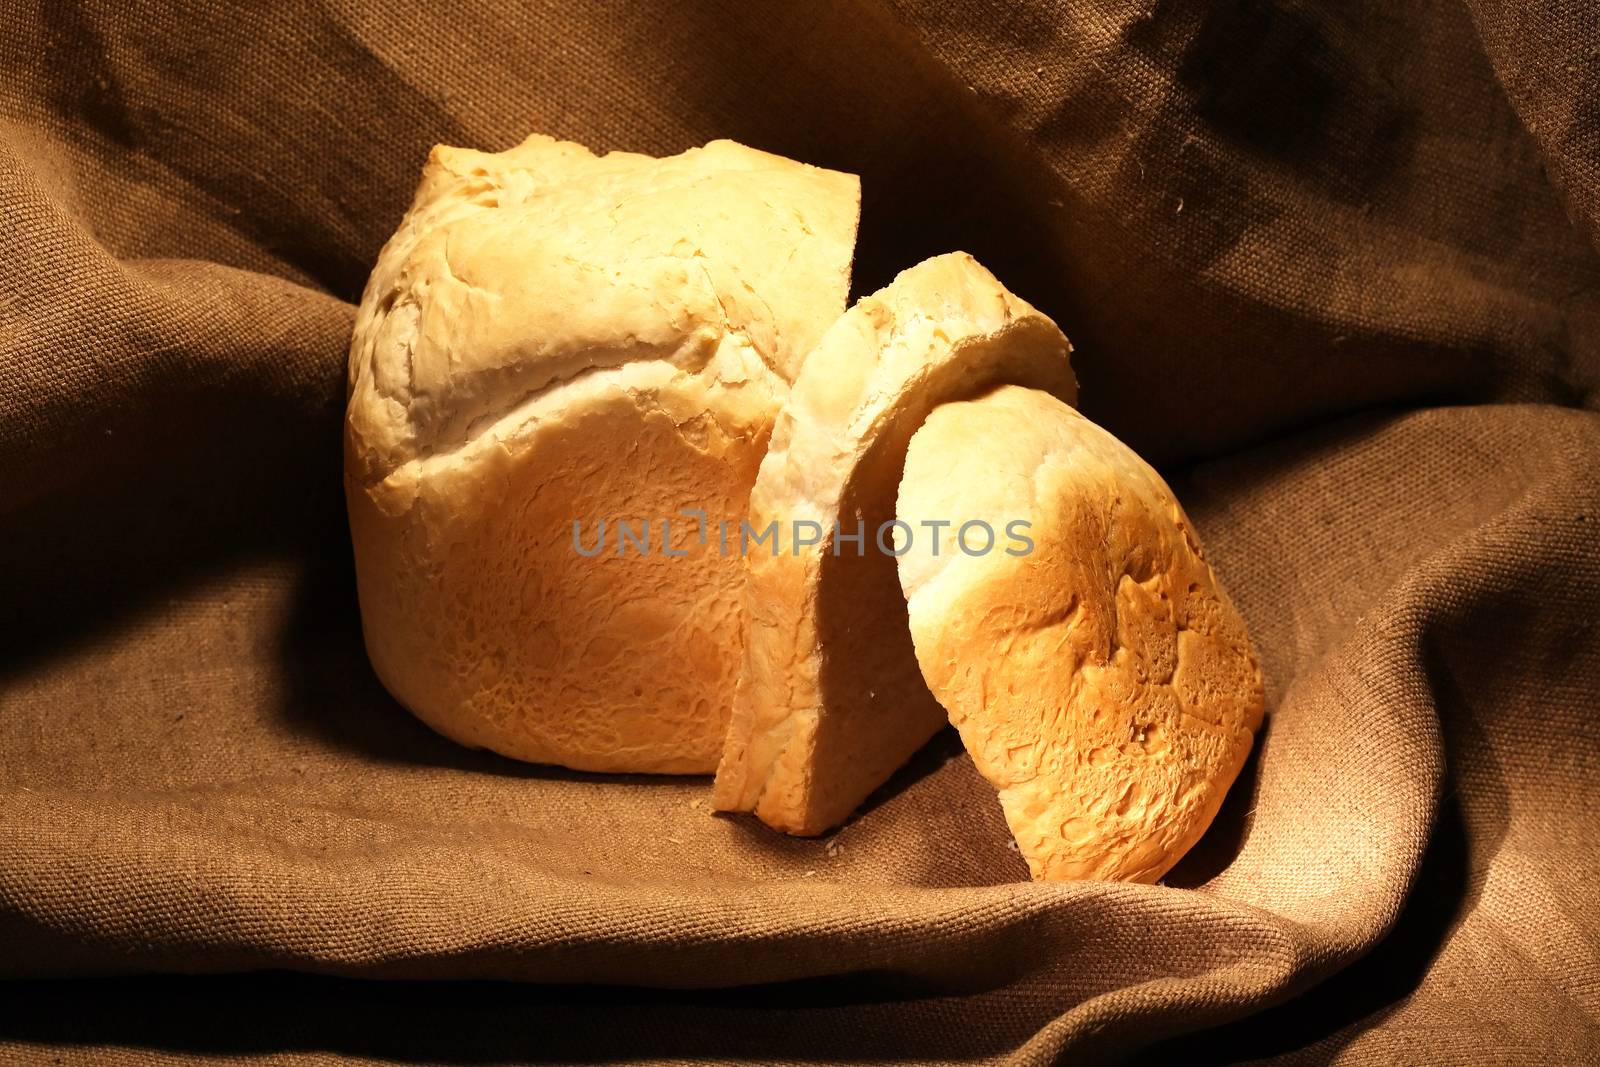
[713, 253, 1077, 835]
[897, 385, 1265, 881]
[345, 134, 859, 774]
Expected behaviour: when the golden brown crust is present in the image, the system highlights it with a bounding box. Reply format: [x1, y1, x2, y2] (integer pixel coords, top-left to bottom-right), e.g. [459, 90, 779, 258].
[713, 254, 1076, 833]
[897, 386, 1265, 881]
[345, 134, 860, 774]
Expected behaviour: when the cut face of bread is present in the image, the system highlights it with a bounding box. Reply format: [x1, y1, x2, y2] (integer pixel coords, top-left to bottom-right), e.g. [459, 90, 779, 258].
[896, 385, 1265, 881]
[345, 134, 860, 774]
[713, 254, 1077, 834]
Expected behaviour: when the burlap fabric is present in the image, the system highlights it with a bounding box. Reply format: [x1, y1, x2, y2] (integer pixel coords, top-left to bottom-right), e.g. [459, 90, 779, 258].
[2, 2, 1597, 1063]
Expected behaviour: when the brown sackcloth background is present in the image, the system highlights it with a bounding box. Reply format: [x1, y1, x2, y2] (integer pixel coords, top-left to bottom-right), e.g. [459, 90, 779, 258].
[3, 1, 1599, 1063]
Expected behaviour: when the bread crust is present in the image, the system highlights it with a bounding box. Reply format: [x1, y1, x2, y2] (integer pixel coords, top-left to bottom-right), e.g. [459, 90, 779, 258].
[897, 386, 1265, 881]
[345, 134, 859, 773]
[713, 254, 1076, 833]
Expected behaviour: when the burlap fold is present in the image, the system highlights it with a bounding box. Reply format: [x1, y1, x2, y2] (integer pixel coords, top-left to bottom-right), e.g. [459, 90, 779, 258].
[2, 1, 1597, 1062]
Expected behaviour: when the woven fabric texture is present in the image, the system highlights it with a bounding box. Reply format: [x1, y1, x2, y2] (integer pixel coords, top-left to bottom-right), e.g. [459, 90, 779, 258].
[1, 1, 1597, 1063]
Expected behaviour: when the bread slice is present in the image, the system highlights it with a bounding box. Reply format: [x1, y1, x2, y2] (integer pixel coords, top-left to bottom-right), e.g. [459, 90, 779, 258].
[345, 134, 859, 773]
[713, 254, 1077, 834]
[896, 385, 1265, 881]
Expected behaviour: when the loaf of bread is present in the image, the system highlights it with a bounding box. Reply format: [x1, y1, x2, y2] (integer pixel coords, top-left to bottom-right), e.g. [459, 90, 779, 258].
[345, 134, 860, 773]
[712, 253, 1077, 834]
[896, 385, 1265, 881]
[345, 132, 1262, 881]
